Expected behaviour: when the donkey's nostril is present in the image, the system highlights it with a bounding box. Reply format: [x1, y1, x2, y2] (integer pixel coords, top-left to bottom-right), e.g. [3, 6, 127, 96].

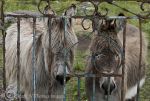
[56, 75, 70, 85]
[101, 82, 116, 95]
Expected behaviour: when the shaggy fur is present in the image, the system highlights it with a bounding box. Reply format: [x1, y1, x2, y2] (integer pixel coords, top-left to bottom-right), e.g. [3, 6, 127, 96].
[85, 19, 148, 101]
[5, 6, 77, 101]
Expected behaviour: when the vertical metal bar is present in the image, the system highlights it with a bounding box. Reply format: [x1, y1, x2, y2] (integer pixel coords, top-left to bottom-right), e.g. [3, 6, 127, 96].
[77, 77, 81, 101]
[63, 17, 67, 101]
[1, 0, 6, 91]
[48, 16, 52, 100]
[136, 18, 142, 101]
[107, 21, 112, 101]
[17, 17, 21, 101]
[92, 76, 95, 101]
[32, 17, 36, 101]
[121, 18, 127, 101]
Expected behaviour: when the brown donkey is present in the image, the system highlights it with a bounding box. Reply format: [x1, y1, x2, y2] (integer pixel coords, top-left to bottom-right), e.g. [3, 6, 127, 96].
[85, 16, 148, 101]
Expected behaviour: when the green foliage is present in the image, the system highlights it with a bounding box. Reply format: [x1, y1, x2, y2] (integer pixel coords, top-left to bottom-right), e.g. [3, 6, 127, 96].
[4, 0, 37, 11]
[66, 77, 86, 101]
[4, 0, 77, 14]
[74, 50, 87, 71]
[51, 1, 78, 15]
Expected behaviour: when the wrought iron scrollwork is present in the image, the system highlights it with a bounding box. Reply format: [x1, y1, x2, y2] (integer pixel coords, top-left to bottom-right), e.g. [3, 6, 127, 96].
[140, 1, 150, 18]
[140, 1, 150, 11]
[81, 1, 109, 31]
[37, 0, 150, 29]
[108, 0, 150, 19]
[38, 0, 51, 15]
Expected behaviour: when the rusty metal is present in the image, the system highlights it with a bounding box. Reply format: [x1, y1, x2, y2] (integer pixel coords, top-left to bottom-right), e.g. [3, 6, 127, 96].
[109, 1, 150, 19]
[16, 17, 21, 101]
[48, 17, 52, 100]
[121, 18, 127, 101]
[38, 0, 51, 15]
[140, 0, 150, 11]
[140, 1, 150, 18]
[0, 0, 6, 92]
[4, 13, 150, 20]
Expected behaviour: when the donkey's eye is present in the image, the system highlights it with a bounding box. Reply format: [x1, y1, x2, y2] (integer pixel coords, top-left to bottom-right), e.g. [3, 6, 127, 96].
[96, 54, 105, 60]
[94, 53, 99, 56]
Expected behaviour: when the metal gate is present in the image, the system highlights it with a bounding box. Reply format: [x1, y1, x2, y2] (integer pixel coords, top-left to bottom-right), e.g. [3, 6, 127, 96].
[0, 0, 150, 101]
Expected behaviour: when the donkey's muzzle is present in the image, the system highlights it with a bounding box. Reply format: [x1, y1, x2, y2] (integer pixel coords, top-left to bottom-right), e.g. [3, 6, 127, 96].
[56, 75, 70, 85]
[101, 81, 116, 95]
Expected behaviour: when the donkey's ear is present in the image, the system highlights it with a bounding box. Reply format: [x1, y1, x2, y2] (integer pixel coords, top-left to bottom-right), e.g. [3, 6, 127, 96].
[44, 5, 56, 15]
[92, 16, 103, 32]
[64, 4, 77, 16]
[116, 13, 126, 32]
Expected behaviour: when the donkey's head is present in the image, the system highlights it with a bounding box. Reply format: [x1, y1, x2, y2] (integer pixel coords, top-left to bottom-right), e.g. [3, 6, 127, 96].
[90, 16, 125, 95]
[42, 4, 77, 85]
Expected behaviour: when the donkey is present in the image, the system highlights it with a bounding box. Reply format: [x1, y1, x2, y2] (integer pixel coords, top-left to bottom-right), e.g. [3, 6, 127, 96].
[5, 4, 77, 101]
[85, 15, 148, 101]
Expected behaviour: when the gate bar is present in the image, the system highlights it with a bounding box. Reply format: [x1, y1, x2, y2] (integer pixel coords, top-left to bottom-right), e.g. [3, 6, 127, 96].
[48, 16, 52, 100]
[63, 17, 67, 101]
[0, 0, 6, 91]
[17, 17, 21, 101]
[4, 13, 150, 19]
[77, 77, 81, 101]
[136, 18, 143, 101]
[32, 17, 37, 101]
[121, 18, 127, 101]
[92, 76, 95, 101]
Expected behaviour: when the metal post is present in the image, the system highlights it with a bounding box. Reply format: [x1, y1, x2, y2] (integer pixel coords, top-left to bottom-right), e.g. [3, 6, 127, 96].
[48, 16, 52, 100]
[63, 17, 67, 101]
[17, 17, 21, 101]
[77, 77, 81, 101]
[32, 17, 37, 101]
[136, 18, 143, 101]
[0, 0, 6, 91]
[121, 18, 127, 101]
[92, 76, 95, 101]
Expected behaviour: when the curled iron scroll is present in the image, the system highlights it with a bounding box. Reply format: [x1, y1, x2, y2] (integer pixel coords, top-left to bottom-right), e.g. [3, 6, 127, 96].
[81, 1, 109, 31]
[109, 0, 150, 19]
[140, 1, 150, 17]
[38, 0, 51, 15]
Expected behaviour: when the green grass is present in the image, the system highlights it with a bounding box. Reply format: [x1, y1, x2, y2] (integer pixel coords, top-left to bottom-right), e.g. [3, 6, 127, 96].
[74, 50, 88, 72]
[1, 0, 150, 101]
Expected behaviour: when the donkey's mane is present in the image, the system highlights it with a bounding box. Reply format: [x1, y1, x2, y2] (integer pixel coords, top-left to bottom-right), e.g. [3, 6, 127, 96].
[19, 18, 77, 54]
